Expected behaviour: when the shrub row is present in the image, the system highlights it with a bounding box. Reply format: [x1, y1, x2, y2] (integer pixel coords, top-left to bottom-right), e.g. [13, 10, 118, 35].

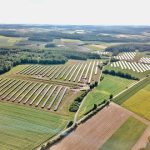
[69, 90, 89, 112]
[103, 69, 139, 80]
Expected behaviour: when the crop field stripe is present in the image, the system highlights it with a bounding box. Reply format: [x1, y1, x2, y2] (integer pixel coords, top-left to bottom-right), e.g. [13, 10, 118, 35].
[42, 66, 54, 77]
[30, 66, 43, 75]
[28, 65, 42, 75]
[0, 78, 6, 85]
[78, 63, 87, 82]
[88, 61, 95, 83]
[29, 84, 47, 105]
[59, 65, 71, 79]
[0, 79, 16, 95]
[39, 66, 49, 75]
[68, 63, 80, 81]
[41, 85, 57, 108]
[36, 66, 49, 75]
[22, 83, 39, 104]
[54, 87, 68, 111]
[47, 86, 62, 110]
[49, 66, 61, 79]
[18, 82, 35, 103]
[73, 63, 84, 82]
[27, 65, 42, 75]
[3, 80, 24, 100]
[0, 80, 20, 98]
[64, 64, 76, 80]
[0, 79, 11, 88]
[14, 82, 31, 102]
[19, 65, 33, 74]
[2, 80, 24, 100]
[23, 65, 37, 75]
[11, 81, 29, 102]
[46, 66, 58, 77]
[95, 61, 99, 75]
[0, 78, 4, 83]
[24, 65, 39, 75]
[54, 66, 66, 79]
[84, 62, 92, 78]
[23, 83, 43, 104]
[42, 66, 55, 77]
[34, 66, 46, 75]
[0, 79, 11, 89]
[35, 85, 52, 107]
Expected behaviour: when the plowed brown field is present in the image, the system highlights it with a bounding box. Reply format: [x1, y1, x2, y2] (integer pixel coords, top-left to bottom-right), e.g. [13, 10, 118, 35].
[50, 103, 129, 150]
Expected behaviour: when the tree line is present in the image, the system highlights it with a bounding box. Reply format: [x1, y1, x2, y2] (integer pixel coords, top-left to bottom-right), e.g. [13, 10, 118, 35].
[0, 47, 100, 74]
[106, 44, 150, 55]
[103, 69, 139, 80]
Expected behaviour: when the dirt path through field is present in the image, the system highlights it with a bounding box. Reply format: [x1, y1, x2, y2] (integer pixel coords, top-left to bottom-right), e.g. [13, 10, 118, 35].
[49, 103, 129, 150]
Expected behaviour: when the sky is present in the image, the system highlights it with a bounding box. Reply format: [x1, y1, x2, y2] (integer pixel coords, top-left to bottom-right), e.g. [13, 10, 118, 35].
[0, 0, 150, 25]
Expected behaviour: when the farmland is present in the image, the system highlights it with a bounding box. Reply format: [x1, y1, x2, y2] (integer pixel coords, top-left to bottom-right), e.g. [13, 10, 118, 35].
[101, 117, 147, 150]
[0, 102, 68, 150]
[122, 83, 150, 121]
[0, 35, 25, 47]
[50, 103, 129, 150]
[113, 77, 150, 105]
[16, 60, 101, 84]
[78, 74, 135, 118]
[0, 77, 80, 115]
[0, 25, 150, 150]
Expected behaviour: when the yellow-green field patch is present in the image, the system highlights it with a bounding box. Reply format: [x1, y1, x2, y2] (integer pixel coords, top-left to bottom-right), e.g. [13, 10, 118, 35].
[122, 84, 150, 121]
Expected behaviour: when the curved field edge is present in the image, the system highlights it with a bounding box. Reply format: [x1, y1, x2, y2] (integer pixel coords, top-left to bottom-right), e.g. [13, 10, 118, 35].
[78, 75, 135, 118]
[122, 83, 150, 121]
[0, 102, 68, 150]
[113, 77, 150, 105]
[100, 117, 147, 150]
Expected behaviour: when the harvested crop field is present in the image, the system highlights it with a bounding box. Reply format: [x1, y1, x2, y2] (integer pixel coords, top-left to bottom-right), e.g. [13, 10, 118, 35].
[50, 103, 129, 150]
[101, 117, 147, 150]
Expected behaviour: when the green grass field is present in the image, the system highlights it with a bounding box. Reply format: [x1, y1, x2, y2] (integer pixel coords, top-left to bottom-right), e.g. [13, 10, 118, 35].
[0, 35, 25, 47]
[101, 117, 147, 150]
[0, 102, 68, 150]
[122, 83, 150, 121]
[78, 75, 134, 118]
[113, 77, 150, 105]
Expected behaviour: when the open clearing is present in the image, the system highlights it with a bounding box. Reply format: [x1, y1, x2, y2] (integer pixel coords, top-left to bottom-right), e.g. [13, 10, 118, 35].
[122, 83, 150, 121]
[78, 74, 134, 118]
[0, 35, 25, 47]
[101, 117, 147, 150]
[0, 102, 68, 150]
[50, 103, 129, 150]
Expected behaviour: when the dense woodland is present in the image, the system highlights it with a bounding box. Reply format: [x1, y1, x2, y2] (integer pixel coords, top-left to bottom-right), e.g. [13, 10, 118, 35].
[106, 44, 150, 55]
[0, 47, 100, 74]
